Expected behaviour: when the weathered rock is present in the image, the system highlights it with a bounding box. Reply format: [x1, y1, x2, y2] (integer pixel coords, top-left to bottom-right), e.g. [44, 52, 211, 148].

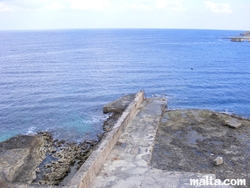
[35, 168, 40, 173]
[224, 118, 242, 129]
[45, 163, 51, 168]
[0, 130, 103, 186]
[210, 112, 218, 118]
[0, 135, 46, 183]
[103, 94, 135, 113]
[97, 133, 104, 141]
[151, 108, 250, 186]
[34, 138, 98, 185]
[103, 112, 122, 131]
[213, 156, 224, 166]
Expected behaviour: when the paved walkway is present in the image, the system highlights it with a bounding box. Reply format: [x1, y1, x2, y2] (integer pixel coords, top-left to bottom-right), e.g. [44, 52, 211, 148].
[90, 98, 231, 188]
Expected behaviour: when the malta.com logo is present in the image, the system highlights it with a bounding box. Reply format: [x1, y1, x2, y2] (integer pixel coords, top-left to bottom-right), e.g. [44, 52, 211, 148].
[190, 176, 246, 187]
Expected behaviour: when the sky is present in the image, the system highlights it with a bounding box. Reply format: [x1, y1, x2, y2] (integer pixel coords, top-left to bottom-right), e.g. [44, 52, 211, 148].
[0, 0, 250, 30]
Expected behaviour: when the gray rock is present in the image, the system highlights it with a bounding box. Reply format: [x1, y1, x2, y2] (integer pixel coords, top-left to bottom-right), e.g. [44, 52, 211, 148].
[213, 156, 223, 166]
[210, 112, 218, 118]
[0, 131, 101, 186]
[35, 168, 40, 173]
[225, 118, 242, 129]
[45, 163, 52, 168]
[103, 112, 121, 132]
[103, 94, 135, 113]
[0, 135, 46, 183]
[241, 31, 250, 36]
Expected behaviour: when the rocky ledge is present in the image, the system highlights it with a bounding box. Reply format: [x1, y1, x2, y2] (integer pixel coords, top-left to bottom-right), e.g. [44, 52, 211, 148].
[151, 109, 250, 185]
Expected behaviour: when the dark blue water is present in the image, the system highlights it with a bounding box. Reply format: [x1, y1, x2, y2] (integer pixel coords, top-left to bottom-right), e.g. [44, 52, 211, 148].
[1, 29, 250, 142]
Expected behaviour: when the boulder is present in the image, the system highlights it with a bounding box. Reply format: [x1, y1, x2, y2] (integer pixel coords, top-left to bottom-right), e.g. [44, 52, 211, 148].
[225, 118, 242, 129]
[103, 94, 135, 113]
[213, 156, 223, 166]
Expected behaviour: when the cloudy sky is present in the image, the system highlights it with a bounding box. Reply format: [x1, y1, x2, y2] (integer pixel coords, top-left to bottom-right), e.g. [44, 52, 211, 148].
[0, 0, 249, 30]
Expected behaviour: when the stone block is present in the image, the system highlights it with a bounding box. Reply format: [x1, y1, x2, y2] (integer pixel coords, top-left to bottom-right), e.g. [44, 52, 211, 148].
[225, 118, 242, 129]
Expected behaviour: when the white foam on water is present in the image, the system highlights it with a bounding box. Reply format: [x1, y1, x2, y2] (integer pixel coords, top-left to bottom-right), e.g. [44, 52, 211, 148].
[25, 126, 36, 135]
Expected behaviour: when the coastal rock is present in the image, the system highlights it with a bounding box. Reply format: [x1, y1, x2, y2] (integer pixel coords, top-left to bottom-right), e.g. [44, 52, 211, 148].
[103, 94, 135, 113]
[213, 156, 224, 166]
[36, 139, 98, 185]
[151, 109, 250, 185]
[35, 168, 40, 173]
[0, 135, 46, 183]
[0, 131, 101, 186]
[224, 118, 242, 129]
[103, 112, 122, 132]
[241, 31, 250, 36]
[97, 133, 104, 141]
[210, 112, 218, 118]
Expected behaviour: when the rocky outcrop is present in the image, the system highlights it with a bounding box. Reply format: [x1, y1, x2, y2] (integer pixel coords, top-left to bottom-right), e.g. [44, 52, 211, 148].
[103, 94, 135, 113]
[241, 31, 250, 36]
[103, 94, 137, 131]
[151, 109, 250, 186]
[103, 112, 122, 132]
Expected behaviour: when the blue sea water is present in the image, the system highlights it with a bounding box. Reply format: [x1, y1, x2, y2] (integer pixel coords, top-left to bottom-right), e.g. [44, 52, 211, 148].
[0, 29, 250, 142]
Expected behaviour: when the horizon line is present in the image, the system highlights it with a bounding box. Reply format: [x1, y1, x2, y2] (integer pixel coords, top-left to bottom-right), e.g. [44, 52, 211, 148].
[0, 28, 248, 32]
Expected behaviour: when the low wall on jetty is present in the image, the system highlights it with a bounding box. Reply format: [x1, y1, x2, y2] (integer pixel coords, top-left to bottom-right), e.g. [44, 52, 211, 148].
[67, 91, 144, 188]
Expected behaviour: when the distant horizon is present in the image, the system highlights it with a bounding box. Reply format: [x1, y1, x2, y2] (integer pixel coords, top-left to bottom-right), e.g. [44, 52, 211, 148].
[0, 28, 248, 32]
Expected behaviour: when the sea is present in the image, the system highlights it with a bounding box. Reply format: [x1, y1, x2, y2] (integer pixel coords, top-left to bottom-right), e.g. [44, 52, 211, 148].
[0, 29, 250, 142]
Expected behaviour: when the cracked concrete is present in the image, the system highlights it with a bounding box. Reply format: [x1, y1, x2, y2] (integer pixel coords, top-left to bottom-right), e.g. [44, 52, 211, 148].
[90, 98, 231, 188]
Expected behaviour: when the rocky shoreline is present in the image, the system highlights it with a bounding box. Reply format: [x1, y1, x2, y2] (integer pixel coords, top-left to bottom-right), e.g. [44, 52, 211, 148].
[241, 31, 250, 36]
[34, 132, 99, 185]
[0, 94, 135, 186]
[0, 114, 119, 186]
